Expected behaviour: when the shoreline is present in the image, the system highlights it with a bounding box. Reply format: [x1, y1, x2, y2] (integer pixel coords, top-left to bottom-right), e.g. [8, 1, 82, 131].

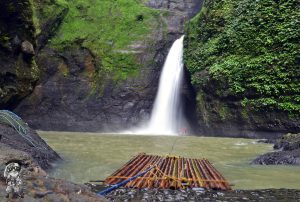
[40, 131, 300, 190]
[37, 130, 279, 140]
[1, 124, 299, 200]
[86, 185, 300, 201]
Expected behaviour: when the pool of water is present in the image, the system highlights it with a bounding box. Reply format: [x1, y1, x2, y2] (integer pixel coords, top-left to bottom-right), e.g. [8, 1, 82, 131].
[39, 132, 300, 189]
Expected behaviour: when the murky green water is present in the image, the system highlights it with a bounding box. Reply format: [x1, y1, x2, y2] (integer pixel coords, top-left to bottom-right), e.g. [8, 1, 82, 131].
[39, 132, 300, 189]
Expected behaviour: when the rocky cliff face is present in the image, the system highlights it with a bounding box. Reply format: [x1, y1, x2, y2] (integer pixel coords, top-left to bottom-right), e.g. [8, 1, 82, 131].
[0, 0, 37, 108]
[184, 0, 300, 138]
[0, 0, 67, 109]
[13, 0, 203, 132]
[147, 0, 203, 18]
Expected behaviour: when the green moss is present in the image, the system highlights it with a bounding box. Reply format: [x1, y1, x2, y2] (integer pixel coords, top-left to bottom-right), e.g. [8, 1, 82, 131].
[31, 0, 67, 36]
[218, 105, 229, 121]
[184, 0, 300, 115]
[0, 35, 10, 43]
[0, 34, 11, 49]
[30, 58, 40, 79]
[29, 0, 39, 35]
[241, 108, 249, 120]
[49, 0, 160, 84]
[196, 92, 209, 124]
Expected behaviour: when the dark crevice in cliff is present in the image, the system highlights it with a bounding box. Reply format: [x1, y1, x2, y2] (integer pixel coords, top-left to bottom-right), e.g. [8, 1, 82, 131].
[36, 7, 68, 52]
[181, 67, 199, 134]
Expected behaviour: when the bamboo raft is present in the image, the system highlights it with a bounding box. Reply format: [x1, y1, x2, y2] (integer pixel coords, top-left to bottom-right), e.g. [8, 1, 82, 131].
[104, 153, 231, 190]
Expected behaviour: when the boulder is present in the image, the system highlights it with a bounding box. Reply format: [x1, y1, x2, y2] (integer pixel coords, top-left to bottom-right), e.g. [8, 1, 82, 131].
[0, 122, 107, 201]
[21, 40, 35, 55]
[0, 123, 60, 169]
[252, 133, 300, 165]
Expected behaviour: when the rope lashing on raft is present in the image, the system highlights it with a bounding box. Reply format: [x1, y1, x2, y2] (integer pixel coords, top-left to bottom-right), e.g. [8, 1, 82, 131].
[100, 153, 232, 194]
[97, 158, 165, 196]
[0, 110, 46, 149]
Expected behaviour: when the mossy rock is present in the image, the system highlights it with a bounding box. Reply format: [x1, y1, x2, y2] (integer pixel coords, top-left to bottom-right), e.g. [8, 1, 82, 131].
[0, 0, 68, 108]
[49, 0, 161, 83]
[184, 0, 300, 115]
[274, 133, 300, 151]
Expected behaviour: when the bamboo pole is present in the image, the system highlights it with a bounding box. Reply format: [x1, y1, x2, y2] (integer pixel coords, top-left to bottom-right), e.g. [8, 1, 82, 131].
[104, 154, 231, 191]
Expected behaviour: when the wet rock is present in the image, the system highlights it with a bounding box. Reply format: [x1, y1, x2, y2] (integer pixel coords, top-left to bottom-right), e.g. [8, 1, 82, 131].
[252, 149, 300, 165]
[0, 123, 107, 201]
[0, 123, 60, 169]
[274, 133, 300, 151]
[101, 187, 300, 201]
[253, 133, 300, 165]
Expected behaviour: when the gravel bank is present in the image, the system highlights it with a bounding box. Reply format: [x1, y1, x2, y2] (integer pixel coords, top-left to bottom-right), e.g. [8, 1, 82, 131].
[87, 184, 300, 202]
[107, 188, 300, 201]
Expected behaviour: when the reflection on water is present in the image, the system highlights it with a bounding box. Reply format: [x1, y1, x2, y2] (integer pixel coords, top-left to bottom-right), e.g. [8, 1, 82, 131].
[39, 132, 300, 189]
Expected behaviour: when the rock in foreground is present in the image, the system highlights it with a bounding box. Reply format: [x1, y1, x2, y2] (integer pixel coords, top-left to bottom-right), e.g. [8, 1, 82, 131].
[0, 174, 106, 201]
[0, 122, 106, 201]
[0, 123, 60, 169]
[88, 186, 300, 202]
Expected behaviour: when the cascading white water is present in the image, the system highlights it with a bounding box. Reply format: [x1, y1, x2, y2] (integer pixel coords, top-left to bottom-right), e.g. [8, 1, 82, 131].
[141, 36, 185, 135]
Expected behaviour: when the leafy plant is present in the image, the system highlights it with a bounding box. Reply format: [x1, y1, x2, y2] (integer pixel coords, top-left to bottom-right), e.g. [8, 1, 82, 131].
[184, 0, 300, 114]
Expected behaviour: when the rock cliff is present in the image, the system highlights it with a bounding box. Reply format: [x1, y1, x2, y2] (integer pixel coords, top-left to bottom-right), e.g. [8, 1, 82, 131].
[0, 0, 37, 108]
[184, 0, 300, 138]
[13, 0, 203, 132]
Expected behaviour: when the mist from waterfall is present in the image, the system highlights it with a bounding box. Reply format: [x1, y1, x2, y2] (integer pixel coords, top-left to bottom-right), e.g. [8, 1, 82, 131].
[137, 36, 186, 135]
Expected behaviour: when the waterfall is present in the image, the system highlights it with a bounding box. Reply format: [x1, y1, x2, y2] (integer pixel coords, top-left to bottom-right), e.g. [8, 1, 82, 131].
[139, 36, 185, 135]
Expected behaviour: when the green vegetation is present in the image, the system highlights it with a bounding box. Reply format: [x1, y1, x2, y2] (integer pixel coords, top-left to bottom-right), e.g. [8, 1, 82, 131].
[219, 105, 229, 121]
[31, 0, 66, 36]
[184, 0, 300, 114]
[50, 0, 160, 81]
